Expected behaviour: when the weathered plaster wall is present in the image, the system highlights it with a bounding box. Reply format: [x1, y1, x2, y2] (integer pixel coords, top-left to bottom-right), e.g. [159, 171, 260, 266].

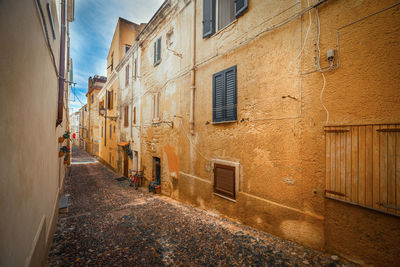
[137, 0, 400, 265]
[0, 0, 71, 266]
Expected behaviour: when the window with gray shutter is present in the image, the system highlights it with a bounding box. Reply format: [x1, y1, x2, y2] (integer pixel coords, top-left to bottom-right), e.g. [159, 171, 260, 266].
[212, 65, 237, 122]
[214, 164, 235, 199]
[154, 37, 161, 66]
[235, 0, 248, 18]
[203, 0, 215, 38]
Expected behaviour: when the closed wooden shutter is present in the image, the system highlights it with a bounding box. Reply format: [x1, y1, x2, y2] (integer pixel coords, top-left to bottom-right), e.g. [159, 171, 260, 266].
[157, 37, 161, 63]
[225, 66, 237, 121]
[124, 106, 129, 127]
[214, 164, 235, 199]
[153, 41, 157, 65]
[203, 0, 216, 38]
[212, 65, 237, 122]
[110, 91, 113, 109]
[213, 72, 224, 122]
[125, 65, 129, 87]
[235, 0, 248, 18]
[325, 124, 400, 216]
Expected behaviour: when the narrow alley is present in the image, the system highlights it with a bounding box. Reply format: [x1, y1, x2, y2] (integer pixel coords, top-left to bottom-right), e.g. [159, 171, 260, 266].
[48, 147, 353, 266]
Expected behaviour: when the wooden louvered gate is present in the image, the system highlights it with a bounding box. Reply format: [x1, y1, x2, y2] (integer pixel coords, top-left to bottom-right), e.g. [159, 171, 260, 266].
[214, 164, 235, 199]
[325, 124, 400, 216]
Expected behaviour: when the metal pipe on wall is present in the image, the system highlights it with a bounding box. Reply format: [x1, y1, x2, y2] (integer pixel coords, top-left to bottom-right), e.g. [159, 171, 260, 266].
[189, 0, 196, 135]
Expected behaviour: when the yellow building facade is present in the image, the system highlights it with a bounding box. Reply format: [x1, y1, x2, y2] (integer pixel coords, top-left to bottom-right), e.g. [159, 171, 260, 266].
[86, 75, 106, 156]
[98, 18, 144, 171]
[131, 0, 400, 265]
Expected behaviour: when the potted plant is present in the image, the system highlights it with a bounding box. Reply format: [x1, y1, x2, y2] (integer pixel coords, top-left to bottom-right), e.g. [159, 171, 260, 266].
[59, 146, 70, 157]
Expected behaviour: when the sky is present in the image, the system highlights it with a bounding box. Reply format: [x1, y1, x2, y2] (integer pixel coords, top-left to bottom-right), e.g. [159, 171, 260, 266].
[69, 0, 164, 114]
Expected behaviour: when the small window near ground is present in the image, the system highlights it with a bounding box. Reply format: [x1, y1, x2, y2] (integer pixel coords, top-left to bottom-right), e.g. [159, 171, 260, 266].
[214, 163, 236, 199]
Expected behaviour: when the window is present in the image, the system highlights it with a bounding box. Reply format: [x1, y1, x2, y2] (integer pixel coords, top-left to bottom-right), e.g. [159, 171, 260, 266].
[325, 124, 400, 216]
[212, 65, 237, 123]
[46, 3, 56, 39]
[125, 65, 130, 87]
[124, 44, 131, 54]
[109, 53, 114, 71]
[99, 100, 104, 115]
[133, 106, 136, 125]
[124, 106, 129, 127]
[152, 93, 160, 121]
[134, 59, 137, 79]
[107, 90, 113, 109]
[91, 94, 94, 104]
[213, 162, 236, 200]
[202, 0, 248, 38]
[109, 124, 112, 138]
[153, 37, 161, 66]
[101, 126, 103, 137]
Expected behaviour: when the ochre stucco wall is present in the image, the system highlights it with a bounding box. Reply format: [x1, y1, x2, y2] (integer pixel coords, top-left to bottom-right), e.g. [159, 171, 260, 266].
[136, 0, 400, 265]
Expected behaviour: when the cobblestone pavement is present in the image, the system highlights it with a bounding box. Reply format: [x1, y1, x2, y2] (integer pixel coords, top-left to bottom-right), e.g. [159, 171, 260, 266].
[48, 146, 355, 266]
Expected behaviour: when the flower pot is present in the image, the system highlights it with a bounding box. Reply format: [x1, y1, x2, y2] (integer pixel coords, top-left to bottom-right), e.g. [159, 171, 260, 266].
[58, 137, 65, 143]
[59, 151, 65, 157]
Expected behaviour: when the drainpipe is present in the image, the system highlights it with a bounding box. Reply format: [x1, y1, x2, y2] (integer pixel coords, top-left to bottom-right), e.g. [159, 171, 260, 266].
[56, 0, 66, 126]
[137, 48, 143, 172]
[130, 53, 134, 140]
[189, 0, 196, 135]
[104, 90, 107, 147]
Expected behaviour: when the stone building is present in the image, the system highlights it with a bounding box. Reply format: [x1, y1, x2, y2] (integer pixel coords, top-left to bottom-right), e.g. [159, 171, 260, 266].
[85, 75, 106, 156]
[90, 0, 400, 265]
[0, 0, 74, 266]
[79, 104, 88, 150]
[98, 18, 145, 171]
[114, 0, 399, 265]
[69, 111, 80, 146]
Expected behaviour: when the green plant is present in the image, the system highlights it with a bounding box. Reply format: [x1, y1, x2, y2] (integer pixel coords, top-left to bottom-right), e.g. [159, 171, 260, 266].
[63, 131, 70, 139]
[60, 146, 70, 153]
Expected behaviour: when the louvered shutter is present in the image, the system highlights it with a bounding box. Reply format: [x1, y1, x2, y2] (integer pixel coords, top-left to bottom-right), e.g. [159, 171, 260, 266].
[203, 0, 216, 38]
[157, 38, 161, 63]
[214, 164, 235, 199]
[153, 41, 157, 65]
[235, 0, 248, 18]
[213, 71, 225, 122]
[124, 106, 129, 127]
[225, 66, 237, 121]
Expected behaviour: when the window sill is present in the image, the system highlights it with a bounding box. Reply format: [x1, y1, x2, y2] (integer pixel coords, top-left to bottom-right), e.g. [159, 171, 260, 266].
[214, 193, 236, 203]
[211, 120, 237, 125]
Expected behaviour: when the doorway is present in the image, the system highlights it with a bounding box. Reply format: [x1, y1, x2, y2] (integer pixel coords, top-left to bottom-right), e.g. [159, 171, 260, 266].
[123, 151, 128, 177]
[153, 157, 161, 184]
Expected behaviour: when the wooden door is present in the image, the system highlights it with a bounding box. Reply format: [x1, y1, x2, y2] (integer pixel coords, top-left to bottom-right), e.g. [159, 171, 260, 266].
[123, 151, 128, 177]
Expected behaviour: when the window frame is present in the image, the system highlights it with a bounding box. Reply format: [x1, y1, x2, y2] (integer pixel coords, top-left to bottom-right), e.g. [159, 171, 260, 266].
[202, 0, 248, 39]
[153, 37, 162, 66]
[125, 64, 130, 87]
[211, 159, 240, 201]
[212, 65, 237, 123]
[124, 106, 129, 127]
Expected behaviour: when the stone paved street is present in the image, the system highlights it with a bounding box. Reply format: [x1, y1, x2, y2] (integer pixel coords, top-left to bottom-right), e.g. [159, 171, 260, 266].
[48, 146, 354, 266]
